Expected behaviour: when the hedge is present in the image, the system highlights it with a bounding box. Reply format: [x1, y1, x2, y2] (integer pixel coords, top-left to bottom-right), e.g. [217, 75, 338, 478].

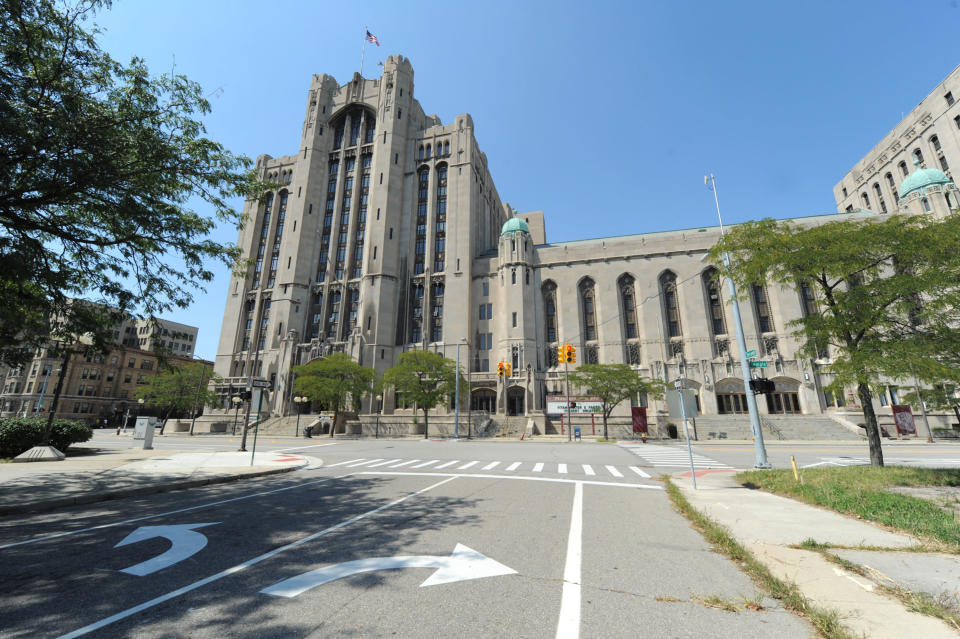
[0, 418, 92, 458]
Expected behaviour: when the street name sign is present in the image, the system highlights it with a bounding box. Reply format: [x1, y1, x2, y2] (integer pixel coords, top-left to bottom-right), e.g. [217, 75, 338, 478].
[749, 360, 768, 368]
[745, 349, 757, 359]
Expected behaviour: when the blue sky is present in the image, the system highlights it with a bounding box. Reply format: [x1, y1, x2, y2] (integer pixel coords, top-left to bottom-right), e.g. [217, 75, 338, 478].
[90, 0, 960, 361]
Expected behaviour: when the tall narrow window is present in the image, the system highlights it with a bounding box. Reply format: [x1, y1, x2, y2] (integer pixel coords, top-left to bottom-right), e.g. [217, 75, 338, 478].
[543, 281, 558, 344]
[702, 268, 726, 335]
[752, 284, 774, 332]
[886, 172, 898, 203]
[931, 135, 941, 152]
[619, 275, 641, 365]
[873, 183, 886, 213]
[899, 160, 909, 177]
[414, 168, 428, 275]
[913, 148, 924, 165]
[410, 283, 424, 343]
[579, 278, 597, 342]
[434, 164, 447, 272]
[326, 289, 341, 339]
[660, 271, 681, 338]
[430, 281, 444, 342]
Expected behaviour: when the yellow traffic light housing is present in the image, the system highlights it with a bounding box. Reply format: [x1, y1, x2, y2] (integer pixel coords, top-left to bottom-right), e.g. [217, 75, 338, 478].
[567, 345, 576, 363]
[505, 363, 512, 376]
[557, 345, 566, 363]
[497, 362, 505, 377]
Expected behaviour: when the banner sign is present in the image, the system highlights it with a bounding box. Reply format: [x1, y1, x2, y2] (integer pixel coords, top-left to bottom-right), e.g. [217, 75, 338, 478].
[545, 395, 603, 415]
[631, 407, 648, 433]
[891, 404, 916, 436]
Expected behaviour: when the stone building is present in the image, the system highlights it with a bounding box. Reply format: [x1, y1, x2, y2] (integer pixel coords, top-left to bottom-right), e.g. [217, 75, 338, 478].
[210, 56, 959, 435]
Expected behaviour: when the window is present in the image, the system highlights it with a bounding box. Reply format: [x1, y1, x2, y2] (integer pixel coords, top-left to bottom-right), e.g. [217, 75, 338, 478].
[955, 115, 960, 130]
[660, 271, 681, 338]
[430, 281, 444, 342]
[483, 281, 489, 297]
[512, 312, 517, 327]
[886, 173, 898, 203]
[702, 268, 726, 335]
[946, 91, 955, 106]
[931, 135, 942, 152]
[899, 160, 909, 177]
[752, 284, 774, 332]
[410, 283, 424, 342]
[128, 358, 135, 368]
[841, 186, 847, 198]
[873, 183, 886, 213]
[861, 192, 870, 208]
[800, 282, 817, 317]
[939, 155, 949, 172]
[922, 197, 931, 212]
[580, 278, 597, 341]
[913, 148, 924, 165]
[618, 275, 638, 339]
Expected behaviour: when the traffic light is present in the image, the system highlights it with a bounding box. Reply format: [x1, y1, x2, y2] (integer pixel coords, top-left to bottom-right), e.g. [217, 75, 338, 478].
[567, 345, 576, 363]
[557, 345, 566, 364]
[505, 362, 512, 376]
[749, 378, 775, 395]
[497, 362, 505, 377]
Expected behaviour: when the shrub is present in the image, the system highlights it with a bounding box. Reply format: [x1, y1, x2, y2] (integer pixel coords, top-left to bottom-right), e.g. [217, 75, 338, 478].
[0, 418, 92, 458]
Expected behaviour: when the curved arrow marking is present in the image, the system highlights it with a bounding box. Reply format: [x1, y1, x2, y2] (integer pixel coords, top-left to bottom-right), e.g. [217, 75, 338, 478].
[115, 523, 220, 576]
[261, 543, 516, 597]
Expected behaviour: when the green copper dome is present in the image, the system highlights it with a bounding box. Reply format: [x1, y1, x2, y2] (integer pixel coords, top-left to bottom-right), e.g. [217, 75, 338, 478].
[899, 166, 953, 198]
[500, 217, 530, 236]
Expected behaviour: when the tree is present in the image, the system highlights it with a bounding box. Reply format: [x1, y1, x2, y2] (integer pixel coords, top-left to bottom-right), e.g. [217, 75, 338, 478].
[134, 361, 221, 433]
[292, 353, 376, 437]
[0, 0, 265, 367]
[568, 363, 665, 440]
[710, 213, 960, 466]
[383, 351, 458, 439]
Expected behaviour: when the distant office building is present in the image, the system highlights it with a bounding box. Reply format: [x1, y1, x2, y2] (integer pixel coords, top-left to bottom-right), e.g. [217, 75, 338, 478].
[212, 56, 957, 434]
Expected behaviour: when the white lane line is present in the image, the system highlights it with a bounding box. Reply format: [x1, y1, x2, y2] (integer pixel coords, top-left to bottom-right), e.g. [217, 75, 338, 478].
[0, 476, 336, 551]
[482, 461, 500, 471]
[434, 460, 459, 469]
[558, 463, 568, 474]
[629, 466, 651, 478]
[325, 458, 365, 467]
[556, 481, 583, 639]
[347, 459, 381, 467]
[56, 476, 457, 639]
[533, 463, 545, 473]
[582, 464, 595, 476]
[360, 472, 662, 490]
[458, 461, 479, 470]
[605, 465, 623, 478]
[272, 443, 337, 453]
[366, 459, 404, 468]
[506, 462, 521, 471]
[412, 459, 440, 468]
[387, 460, 419, 468]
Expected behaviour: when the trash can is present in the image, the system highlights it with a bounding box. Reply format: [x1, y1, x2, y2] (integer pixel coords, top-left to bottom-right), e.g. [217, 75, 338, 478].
[304, 425, 314, 438]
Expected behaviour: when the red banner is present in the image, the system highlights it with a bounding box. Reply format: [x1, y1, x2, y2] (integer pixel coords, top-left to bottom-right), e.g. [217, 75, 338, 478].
[891, 404, 916, 436]
[631, 407, 648, 433]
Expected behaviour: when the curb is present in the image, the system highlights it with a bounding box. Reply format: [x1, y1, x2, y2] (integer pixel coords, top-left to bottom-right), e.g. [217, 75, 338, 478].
[0, 465, 302, 517]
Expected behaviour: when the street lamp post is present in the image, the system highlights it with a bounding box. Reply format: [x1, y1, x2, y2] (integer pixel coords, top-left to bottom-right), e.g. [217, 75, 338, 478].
[375, 394, 382, 438]
[705, 174, 770, 468]
[231, 396, 242, 435]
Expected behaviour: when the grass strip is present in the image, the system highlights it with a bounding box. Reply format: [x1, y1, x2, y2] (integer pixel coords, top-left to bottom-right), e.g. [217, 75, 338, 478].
[737, 467, 960, 549]
[664, 478, 856, 639]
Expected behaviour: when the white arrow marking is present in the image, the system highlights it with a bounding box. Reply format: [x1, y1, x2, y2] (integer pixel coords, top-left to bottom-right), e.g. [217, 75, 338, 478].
[115, 523, 220, 576]
[261, 543, 516, 597]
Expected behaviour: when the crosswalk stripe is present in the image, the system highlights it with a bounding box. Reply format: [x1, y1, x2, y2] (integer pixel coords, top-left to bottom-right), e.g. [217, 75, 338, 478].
[558, 463, 568, 474]
[482, 461, 500, 470]
[367, 458, 403, 468]
[582, 464, 595, 476]
[629, 466, 651, 478]
[434, 460, 459, 469]
[533, 462, 544, 473]
[605, 465, 623, 478]
[412, 459, 439, 468]
[347, 458, 381, 467]
[458, 461, 479, 470]
[388, 460, 419, 468]
[506, 462, 521, 471]
[326, 458, 364, 467]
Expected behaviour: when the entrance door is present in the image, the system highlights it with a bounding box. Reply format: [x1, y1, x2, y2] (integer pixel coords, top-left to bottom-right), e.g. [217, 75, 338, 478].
[766, 392, 800, 414]
[471, 390, 496, 412]
[507, 388, 525, 416]
[717, 393, 748, 414]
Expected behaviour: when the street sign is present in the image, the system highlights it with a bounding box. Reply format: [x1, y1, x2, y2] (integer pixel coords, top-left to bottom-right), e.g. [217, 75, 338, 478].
[745, 349, 757, 359]
[251, 378, 271, 389]
[749, 360, 768, 368]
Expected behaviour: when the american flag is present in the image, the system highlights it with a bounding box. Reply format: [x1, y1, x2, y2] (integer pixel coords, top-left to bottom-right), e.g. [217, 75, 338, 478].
[365, 30, 380, 46]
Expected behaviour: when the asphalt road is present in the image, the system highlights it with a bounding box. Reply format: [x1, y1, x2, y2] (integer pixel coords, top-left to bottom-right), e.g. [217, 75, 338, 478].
[0, 440, 816, 638]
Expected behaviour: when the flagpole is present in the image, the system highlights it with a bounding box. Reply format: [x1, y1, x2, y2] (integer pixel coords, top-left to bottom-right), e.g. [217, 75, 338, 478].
[360, 27, 367, 77]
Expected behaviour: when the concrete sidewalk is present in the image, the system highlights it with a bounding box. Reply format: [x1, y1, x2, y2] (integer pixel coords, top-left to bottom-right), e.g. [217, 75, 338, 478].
[672, 470, 959, 639]
[0, 445, 316, 516]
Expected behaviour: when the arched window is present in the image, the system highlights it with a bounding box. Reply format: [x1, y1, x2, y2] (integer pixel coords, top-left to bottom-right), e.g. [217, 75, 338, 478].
[931, 135, 941, 152]
[619, 275, 640, 365]
[263, 192, 274, 213]
[752, 283, 774, 332]
[873, 183, 886, 213]
[511, 270, 516, 285]
[580, 278, 597, 341]
[410, 283, 424, 342]
[543, 281, 558, 344]
[430, 280, 444, 342]
[702, 268, 726, 336]
[922, 197, 931, 212]
[364, 116, 376, 144]
[899, 161, 909, 177]
[425, 144, 431, 159]
[886, 172, 899, 203]
[861, 192, 870, 208]
[946, 192, 954, 209]
[659, 271, 681, 338]
[418, 145, 424, 160]
[444, 141, 450, 155]
[913, 148, 924, 165]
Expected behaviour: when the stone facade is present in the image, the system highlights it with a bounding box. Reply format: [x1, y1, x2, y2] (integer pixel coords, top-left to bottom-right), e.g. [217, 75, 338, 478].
[212, 57, 959, 431]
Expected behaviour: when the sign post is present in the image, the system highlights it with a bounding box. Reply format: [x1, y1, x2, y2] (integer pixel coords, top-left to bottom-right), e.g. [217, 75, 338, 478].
[674, 380, 697, 489]
[249, 378, 270, 466]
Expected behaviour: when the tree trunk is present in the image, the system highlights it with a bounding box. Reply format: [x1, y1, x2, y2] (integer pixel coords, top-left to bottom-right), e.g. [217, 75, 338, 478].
[423, 408, 429, 439]
[602, 407, 609, 440]
[857, 382, 884, 466]
[42, 349, 72, 446]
